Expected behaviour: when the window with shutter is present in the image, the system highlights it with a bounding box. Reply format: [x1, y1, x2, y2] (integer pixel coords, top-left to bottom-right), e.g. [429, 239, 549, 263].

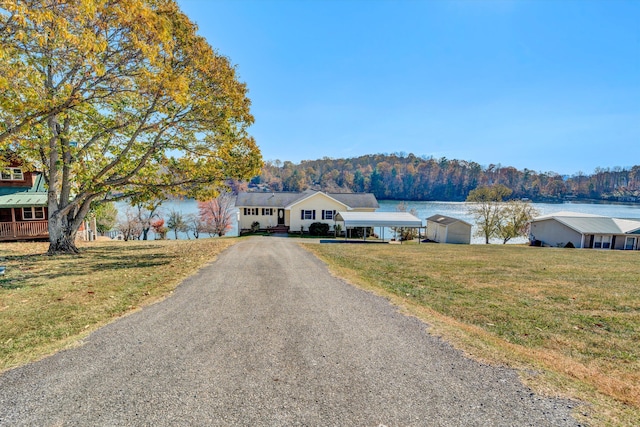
[322, 210, 335, 220]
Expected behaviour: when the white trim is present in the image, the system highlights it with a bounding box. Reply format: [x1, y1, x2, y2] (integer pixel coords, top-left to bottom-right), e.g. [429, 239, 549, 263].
[1, 167, 24, 181]
[624, 236, 637, 250]
[22, 206, 45, 220]
[285, 191, 349, 210]
[592, 234, 612, 249]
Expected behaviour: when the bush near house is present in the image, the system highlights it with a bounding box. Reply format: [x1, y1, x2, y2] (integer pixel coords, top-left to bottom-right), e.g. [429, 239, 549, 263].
[309, 222, 330, 236]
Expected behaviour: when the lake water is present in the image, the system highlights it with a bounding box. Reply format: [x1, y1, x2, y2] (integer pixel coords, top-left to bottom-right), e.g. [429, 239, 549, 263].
[119, 199, 640, 244]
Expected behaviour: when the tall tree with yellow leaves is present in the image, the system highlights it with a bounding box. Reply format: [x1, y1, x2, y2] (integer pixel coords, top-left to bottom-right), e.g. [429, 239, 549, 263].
[0, 0, 261, 253]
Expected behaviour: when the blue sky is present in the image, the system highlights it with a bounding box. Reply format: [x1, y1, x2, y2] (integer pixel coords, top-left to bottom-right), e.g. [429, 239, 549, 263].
[176, 0, 639, 175]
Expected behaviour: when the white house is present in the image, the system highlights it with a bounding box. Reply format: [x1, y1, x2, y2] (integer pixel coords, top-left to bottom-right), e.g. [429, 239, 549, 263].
[529, 211, 640, 249]
[425, 214, 472, 244]
[235, 190, 379, 233]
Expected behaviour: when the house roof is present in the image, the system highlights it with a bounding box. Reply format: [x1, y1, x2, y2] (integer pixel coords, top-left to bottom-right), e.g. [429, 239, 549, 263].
[614, 218, 640, 234]
[532, 211, 640, 235]
[0, 192, 48, 208]
[28, 173, 47, 192]
[329, 193, 379, 209]
[335, 211, 423, 228]
[426, 214, 472, 227]
[283, 190, 349, 209]
[236, 190, 379, 210]
[0, 172, 48, 208]
[236, 191, 305, 208]
[0, 187, 31, 196]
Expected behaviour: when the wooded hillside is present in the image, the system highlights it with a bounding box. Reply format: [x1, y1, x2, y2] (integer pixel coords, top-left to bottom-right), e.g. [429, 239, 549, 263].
[253, 154, 640, 202]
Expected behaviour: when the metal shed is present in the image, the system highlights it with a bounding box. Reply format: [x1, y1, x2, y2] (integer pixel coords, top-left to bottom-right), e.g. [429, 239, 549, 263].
[425, 214, 472, 244]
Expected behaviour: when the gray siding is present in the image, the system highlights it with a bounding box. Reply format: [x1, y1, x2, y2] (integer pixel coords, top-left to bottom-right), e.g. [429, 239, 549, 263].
[426, 222, 445, 242]
[446, 222, 471, 244]
[530, 219, 583, 248]
[426, 221, 470, 244]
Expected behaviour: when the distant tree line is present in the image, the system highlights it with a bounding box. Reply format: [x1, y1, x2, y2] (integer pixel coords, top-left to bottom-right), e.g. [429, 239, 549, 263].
[253, 154, 640, 202]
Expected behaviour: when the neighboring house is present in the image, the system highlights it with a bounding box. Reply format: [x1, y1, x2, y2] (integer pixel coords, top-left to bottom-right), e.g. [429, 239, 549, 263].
[529, 211, 640, 250]
[235, 190, 379, 233]
[0, 164, 49, 241]
[425, 214, 472, 244]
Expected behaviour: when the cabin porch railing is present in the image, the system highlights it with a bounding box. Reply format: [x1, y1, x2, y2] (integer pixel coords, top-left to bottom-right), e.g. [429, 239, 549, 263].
[0, 220, 49, 240]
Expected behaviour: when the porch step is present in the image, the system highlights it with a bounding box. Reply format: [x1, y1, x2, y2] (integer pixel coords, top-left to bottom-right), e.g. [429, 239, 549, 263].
[267, 225, 290, 234]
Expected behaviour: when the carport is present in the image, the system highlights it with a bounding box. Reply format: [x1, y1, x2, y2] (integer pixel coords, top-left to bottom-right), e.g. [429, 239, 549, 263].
[334, 212, 424, 242]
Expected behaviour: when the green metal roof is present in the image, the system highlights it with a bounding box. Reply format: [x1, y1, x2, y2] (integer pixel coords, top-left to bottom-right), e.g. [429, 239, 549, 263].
[0, 192, 47, 208]
[0, 186, 32, 196]
[28, 173, 47, 192]
[0, 172, 48, 208]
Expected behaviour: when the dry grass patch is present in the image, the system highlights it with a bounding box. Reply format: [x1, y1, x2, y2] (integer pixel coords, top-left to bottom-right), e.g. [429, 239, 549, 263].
[304, 243, 640, 426]
[0, 238, 235, 371]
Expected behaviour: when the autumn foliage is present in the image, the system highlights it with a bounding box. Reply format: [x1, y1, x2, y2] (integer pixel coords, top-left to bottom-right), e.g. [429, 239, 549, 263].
[197, 191, 235, 237]
[0, 0, 262, 253]
[151, 219, 168, 240]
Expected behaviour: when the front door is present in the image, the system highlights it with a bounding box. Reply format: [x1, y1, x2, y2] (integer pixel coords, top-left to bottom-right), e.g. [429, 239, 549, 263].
[277, 209, 285, 225]
[625, 236, 636, 250]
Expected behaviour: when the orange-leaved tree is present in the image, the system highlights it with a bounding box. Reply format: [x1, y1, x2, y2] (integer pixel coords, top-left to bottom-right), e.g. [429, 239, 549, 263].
[198, 190, 235, 237]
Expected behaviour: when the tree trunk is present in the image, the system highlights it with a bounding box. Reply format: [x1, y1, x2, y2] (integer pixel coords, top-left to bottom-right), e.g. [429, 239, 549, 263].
[48, 214, 80, 255]
[142, 227, 150, 240]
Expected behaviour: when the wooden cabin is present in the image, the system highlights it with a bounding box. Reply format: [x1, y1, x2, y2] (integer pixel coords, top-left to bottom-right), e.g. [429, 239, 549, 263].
[0, 163, 49, 241]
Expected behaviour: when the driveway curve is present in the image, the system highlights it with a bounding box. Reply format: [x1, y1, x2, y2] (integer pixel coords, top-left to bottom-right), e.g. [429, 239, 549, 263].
[0, 237, 580, 426]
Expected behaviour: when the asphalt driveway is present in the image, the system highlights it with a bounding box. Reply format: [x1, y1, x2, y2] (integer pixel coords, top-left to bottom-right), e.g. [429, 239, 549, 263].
[0, 237, 580, 426]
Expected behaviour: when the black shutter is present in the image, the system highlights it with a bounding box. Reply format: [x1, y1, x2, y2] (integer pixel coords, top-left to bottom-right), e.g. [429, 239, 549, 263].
[312, 210, 316, 220]
[301, 210, 304, 220]
[244, 208, 248, 215]
[321, 210, 325, 220]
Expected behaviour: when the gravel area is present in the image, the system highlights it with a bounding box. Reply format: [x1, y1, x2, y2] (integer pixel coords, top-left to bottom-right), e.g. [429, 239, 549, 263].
[0, 236, 582, 426]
